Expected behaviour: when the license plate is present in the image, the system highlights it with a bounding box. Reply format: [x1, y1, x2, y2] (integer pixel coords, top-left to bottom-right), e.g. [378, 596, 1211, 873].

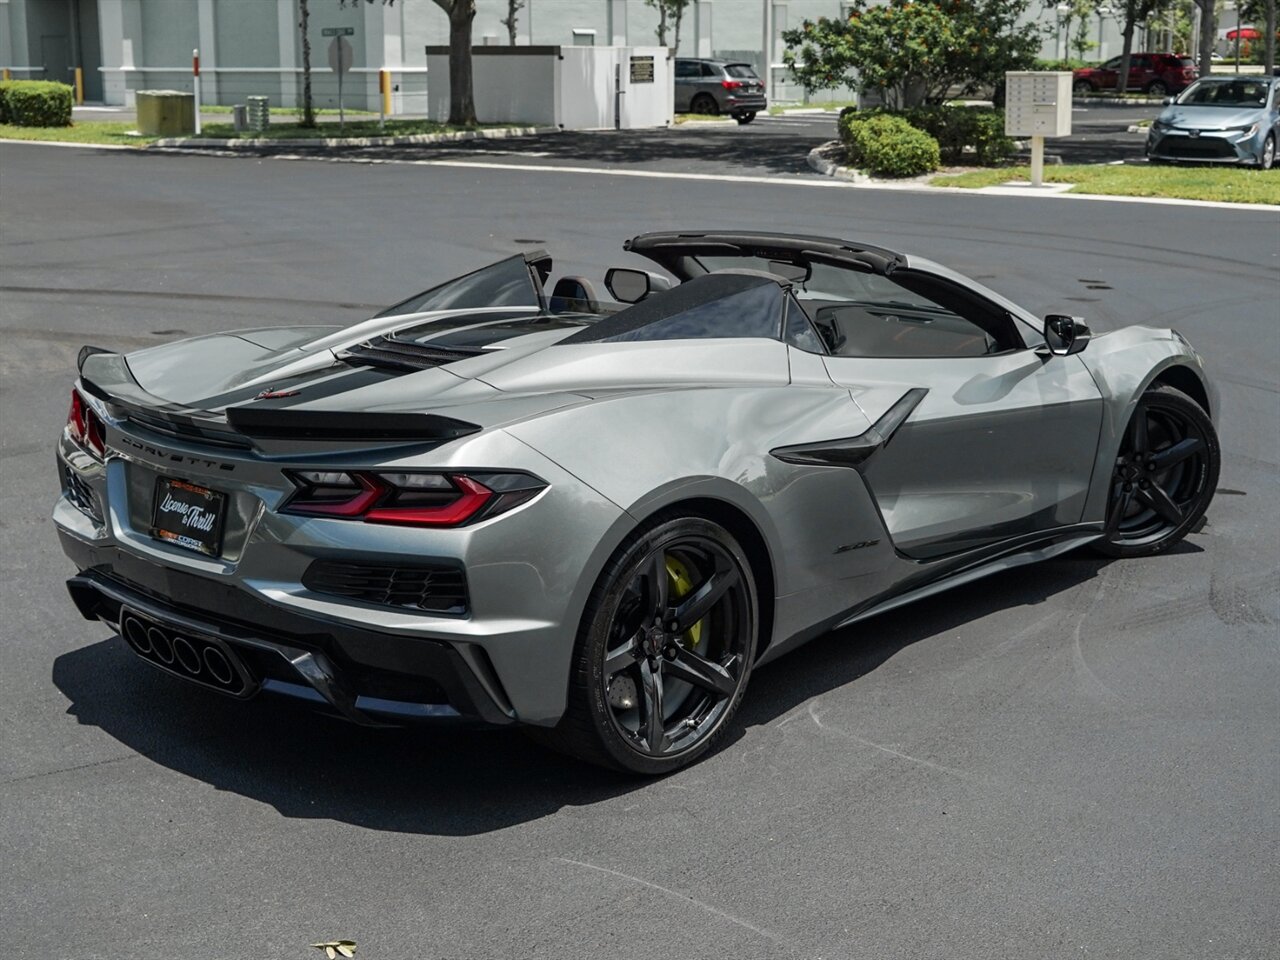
[151, 476, 227, 557]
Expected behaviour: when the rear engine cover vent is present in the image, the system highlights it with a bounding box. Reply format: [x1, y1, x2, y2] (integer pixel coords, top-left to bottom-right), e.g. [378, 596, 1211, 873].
[339, 336, 480, 372]
[302, 560, 468, 614]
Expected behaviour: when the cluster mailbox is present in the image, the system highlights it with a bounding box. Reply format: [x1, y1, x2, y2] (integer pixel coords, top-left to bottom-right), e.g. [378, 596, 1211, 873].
[1004, 71, 1073, 187]
[1004, 72, 1073, 138]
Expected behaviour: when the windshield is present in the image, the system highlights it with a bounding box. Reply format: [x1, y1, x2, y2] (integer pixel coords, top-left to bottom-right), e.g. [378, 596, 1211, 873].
[1175, 79, 1270, 107]
[376, 255, 541, 317]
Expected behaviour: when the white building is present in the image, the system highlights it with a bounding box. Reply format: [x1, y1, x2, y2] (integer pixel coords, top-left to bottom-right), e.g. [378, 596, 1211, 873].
[1, 0, 1134, 110]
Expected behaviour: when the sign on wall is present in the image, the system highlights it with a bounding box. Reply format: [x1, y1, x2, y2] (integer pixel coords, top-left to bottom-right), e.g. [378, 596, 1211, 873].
[630, 56, 655, 84]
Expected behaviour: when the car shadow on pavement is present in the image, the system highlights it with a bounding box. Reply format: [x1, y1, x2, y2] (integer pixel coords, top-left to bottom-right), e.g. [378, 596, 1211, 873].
[50, 548, 1178, 836]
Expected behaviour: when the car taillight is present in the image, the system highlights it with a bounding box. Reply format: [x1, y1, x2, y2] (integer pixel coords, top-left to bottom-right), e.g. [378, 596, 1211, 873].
[722, 79, 743, 90]
[281, 470, 545, 527]
[67, 389, 106, 458]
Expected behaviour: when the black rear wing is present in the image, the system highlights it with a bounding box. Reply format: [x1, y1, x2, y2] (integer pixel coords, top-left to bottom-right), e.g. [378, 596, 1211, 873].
[78, 349, 480, 451]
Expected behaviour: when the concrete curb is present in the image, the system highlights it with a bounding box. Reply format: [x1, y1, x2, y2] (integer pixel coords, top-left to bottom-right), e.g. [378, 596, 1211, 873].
[805, 140, 870, 183]
[673, 119, 736, 128]
[1073, 96, 1165, 107]
[150, 125, 560, 150]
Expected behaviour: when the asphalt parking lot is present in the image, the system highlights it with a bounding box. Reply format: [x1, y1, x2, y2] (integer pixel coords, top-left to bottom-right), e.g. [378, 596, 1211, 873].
[192, 102, 1160, 175]
[1, 141, 1277, 960]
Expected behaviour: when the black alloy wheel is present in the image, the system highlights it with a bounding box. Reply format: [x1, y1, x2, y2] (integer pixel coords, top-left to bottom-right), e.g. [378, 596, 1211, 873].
[1093, 384, 1219, 558]
[538, 513, 758, 774]
[1074, 79, 1094, 96]
[690, 93, 720, 116]
[1147, 80, 1168, 96]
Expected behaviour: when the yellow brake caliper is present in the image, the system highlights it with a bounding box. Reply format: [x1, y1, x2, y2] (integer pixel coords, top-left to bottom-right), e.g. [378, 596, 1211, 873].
[665, 555, 703, 650]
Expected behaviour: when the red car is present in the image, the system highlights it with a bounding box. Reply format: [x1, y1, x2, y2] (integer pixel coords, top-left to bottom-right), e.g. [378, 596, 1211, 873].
[1073, 53, 1198, 96]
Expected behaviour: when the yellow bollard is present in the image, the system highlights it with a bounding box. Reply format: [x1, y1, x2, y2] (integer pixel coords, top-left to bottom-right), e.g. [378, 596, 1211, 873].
[380, 69, 392, 117]
[2, 67, 10, 81]
[74, 67, 84, 104]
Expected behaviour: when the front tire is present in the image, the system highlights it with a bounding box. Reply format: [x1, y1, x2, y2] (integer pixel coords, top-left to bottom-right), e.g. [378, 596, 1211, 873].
[1092, 384, 1219, 558]
[537, 512, 759, 774]
[1259, 133, 1275, 171]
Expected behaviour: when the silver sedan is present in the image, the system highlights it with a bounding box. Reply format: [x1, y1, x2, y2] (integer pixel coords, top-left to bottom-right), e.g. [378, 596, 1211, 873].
[1146, 75, 1279, 169]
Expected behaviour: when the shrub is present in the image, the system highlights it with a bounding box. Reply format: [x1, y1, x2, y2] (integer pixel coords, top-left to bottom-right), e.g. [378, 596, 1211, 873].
[847, 113, 940, 178]
[0, 80, 74, 127]
[899, 106, 1016, 165]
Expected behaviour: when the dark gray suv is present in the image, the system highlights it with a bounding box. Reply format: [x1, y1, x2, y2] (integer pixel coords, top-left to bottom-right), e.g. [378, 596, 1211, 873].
[674, 58, 767, 124]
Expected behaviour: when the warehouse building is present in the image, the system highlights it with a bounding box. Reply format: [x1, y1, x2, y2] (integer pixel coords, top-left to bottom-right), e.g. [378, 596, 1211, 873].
[2, 0, 1134, 111]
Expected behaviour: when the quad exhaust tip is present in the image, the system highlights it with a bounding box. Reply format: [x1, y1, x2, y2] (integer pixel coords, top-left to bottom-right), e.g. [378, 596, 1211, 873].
[119, 612, 251, 696]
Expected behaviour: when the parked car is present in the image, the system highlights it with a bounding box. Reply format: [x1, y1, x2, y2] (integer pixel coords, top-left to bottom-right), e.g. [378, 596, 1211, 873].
[674, 58, 766, 124]
[1073, 53, 1198, 96]
[1146, 75, 1279, 168]
[56, 230, 1220, 774]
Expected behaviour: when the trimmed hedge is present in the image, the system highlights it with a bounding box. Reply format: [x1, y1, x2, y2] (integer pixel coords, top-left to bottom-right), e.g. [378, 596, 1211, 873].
[0, 80, 74, 127]
[897, 106, 1016, 166]
[844, 113, 940, 178]
[840, 105, 1014, 170]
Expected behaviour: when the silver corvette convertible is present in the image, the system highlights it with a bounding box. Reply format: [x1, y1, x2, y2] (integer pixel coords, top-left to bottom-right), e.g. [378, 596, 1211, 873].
[55, 231, 1220, 773]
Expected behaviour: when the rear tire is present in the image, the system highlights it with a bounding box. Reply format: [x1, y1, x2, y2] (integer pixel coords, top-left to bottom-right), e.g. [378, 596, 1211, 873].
[690, 93, 719, 116]
[1092, 384, 1219, 559]
[1146, 79, 1168, 96]
[735, 112, 756, 125]
[1074, 79, 1095, 96]
[533, 511, 758, 774]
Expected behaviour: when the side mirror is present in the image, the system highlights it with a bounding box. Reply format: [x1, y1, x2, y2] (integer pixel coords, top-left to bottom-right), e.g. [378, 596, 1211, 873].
[1042, 314, 1092, 356]
[605, 267, 670, 304]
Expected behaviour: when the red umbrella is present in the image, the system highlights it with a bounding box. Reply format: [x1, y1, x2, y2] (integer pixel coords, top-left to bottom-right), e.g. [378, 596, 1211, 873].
[1225, 28, 1261, 40]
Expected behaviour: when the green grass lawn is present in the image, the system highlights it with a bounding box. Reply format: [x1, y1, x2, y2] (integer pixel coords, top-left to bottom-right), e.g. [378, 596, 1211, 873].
[932, 164, 1280, 205]
[198, 104, 377, 117]
[197, 118, 501, 139]
[0, 121, 157, 145]
[674, 113, 732, 123]
[768, 100, 858, 115]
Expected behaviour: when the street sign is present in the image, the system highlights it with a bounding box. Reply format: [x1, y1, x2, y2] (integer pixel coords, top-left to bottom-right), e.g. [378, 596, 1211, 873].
[321, 26, 355, 37]
[327, 36, 354, 75]
[327, 35, 355, 132]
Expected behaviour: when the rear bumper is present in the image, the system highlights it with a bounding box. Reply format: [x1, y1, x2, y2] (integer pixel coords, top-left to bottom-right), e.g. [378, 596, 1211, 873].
[725, 94, 767, 113]
[61, 533, 518, 727]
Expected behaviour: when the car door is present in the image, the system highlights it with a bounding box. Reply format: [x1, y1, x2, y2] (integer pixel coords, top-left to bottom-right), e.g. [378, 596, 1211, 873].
[812, 270, 1103, 560]
[1129, 54, 1153, 91]
[1096, 56, 1122, 90]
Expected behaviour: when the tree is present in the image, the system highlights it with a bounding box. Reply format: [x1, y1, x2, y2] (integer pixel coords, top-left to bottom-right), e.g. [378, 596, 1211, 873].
[299, 0, 316, 127]
[347, 0, 477, 126]
[1114, 0, 1168, 93]
[783, 0, 1042, 109]
[1241, 0, 1278, 71]
[1193, 0, 1215, 76]
[500, 0, 524, 46]
[646, 0, 692, 50]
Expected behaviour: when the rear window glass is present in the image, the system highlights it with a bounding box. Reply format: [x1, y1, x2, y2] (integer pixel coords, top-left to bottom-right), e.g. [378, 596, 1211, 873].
[562, 273, 784, 344]
[725, 64, 758, 79]
[377, 255, 539, 317]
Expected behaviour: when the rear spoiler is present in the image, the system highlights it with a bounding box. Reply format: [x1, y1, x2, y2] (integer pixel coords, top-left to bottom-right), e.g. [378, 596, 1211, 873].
[79, 349, 480, 447]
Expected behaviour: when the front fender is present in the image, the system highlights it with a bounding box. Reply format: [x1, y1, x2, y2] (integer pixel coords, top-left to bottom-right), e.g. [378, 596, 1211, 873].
[1077, 326, 1217, 523]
